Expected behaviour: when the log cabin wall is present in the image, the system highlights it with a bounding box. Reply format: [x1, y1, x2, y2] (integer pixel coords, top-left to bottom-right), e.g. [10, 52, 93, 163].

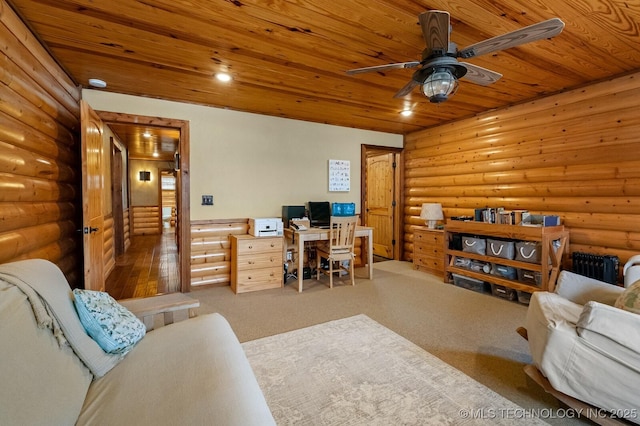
[132, 206, 160, 235]
[190, 220, 248, 289]
[0, 2, 81, 285]
[404, 72, 640, 283]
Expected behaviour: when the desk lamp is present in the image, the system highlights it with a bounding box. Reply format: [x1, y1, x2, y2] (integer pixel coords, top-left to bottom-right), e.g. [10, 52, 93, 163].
[420, 203, 444, 229]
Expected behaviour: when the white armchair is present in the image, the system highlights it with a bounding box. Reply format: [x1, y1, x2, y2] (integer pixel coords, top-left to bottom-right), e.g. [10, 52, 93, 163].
[522, 270, 640, 425]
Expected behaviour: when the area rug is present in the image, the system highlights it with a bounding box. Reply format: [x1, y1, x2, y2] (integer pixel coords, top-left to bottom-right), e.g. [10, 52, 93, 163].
[242, 314, 547, 425]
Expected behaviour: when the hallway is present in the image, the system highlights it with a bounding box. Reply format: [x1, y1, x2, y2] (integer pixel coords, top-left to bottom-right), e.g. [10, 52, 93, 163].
[105, 229, 179, 300]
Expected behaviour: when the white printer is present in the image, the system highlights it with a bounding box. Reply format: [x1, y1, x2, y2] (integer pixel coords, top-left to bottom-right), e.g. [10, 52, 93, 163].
[248, 218, 283, 237]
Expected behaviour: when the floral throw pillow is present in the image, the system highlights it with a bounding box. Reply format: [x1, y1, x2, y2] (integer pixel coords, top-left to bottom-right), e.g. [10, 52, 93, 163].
[615, 280, 640, 315]
[73, 289, 146, 354]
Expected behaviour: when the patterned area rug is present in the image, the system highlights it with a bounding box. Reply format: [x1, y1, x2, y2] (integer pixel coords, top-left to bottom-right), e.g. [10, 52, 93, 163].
[242, 314, 547, 425]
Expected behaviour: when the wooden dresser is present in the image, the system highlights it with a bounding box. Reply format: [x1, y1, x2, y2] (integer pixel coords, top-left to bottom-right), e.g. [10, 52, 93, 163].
[230, 235, 283, 294]
[413, 228, 445, 277]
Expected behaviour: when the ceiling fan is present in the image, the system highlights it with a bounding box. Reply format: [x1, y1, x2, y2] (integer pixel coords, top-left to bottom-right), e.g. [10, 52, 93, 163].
[346, 10, 565, 103]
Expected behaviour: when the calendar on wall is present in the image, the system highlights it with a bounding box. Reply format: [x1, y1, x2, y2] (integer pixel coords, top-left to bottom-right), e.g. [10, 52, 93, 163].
[328, 159, 350, 192]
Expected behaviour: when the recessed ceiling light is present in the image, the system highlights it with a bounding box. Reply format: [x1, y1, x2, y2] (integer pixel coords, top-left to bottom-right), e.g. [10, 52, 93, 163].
[215, 73, 232, 82]
[143, 131, 152, 138]
[400, 109, 413, 117]
[88, 78, 107, 88]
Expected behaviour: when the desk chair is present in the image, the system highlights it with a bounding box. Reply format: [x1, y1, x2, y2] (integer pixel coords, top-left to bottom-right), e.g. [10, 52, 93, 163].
[315, 216, 358, 288]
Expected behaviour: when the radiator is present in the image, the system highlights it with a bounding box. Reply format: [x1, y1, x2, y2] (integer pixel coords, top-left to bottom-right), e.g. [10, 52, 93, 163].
[571, 252, 619, 285]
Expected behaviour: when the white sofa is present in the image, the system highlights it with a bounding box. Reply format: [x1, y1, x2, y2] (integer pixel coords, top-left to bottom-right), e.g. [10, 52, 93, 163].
[0, 259, 275, 426]
[525, 270, 640, 424]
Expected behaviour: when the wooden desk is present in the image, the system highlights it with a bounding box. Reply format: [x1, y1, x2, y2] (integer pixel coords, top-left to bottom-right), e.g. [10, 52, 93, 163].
[284, 226, 374, 292]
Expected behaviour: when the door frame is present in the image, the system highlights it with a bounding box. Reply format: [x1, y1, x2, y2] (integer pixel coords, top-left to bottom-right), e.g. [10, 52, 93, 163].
[361, 144, 404, 261]
[97, 111, 192, 292]
[158, 168, 177, 230]
[110, 137, 126, 257]
[80, 100, 105, 290]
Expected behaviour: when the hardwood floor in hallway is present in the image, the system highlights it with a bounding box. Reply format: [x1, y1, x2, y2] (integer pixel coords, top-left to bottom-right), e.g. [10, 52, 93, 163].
[105, 228, 179, 300]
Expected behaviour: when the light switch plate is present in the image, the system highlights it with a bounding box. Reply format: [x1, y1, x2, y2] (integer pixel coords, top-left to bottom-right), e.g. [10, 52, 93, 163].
[202, 195, 213, 205]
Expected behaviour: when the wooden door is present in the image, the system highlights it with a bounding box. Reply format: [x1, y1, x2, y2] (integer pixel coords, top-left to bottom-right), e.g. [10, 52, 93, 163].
[111, 139, 125, 256]
[366, 153, 395, 258]
[81, 100, 105, 291]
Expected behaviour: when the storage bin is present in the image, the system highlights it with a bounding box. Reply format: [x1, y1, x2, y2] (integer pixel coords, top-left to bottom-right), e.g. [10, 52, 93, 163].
[449, 234, 463, 251]
[517, 269, 542, 286]
[452, 273, 489, 294]
[453, 257, 471, 268]
[490, 264, 518, 280]
[487, 239, 515, 260]
[453, 257, 490, 273]
[462, 236, 486, 255]
[515, 241, 542, 263]
[517, 290, 532, 305]
[491, 284, 518, 301]
[469, 260, 490, 273]
[331, 202, 355, 216]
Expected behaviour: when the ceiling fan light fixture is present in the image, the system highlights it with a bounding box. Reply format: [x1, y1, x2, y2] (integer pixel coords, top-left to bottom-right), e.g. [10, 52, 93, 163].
[421, 68, 459, 103]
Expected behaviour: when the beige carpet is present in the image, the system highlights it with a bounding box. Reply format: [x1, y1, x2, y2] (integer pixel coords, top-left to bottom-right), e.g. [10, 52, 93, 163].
[192, 260, 590, 425]
[242, 314, 548, 425]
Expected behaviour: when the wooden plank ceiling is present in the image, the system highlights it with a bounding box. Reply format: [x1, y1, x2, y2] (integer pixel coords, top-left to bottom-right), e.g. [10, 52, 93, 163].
[7, 0, 640, 136]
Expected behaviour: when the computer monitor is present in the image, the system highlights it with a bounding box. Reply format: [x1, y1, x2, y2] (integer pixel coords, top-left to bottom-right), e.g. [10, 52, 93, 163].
[282, 205, 305, 227]
[308, 201, 331, 228]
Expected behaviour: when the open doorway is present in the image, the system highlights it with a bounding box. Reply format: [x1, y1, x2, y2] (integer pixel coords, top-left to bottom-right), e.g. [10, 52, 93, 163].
[361, 145, 403, 261]
[160, 169, 177, 231]
[98, 111, 191, 293]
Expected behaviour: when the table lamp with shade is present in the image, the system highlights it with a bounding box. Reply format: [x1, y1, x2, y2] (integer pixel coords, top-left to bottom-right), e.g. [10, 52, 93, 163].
[420, 203, 444, 229]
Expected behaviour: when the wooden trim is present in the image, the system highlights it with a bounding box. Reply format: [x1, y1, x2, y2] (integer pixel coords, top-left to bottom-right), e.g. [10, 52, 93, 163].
[191, 218, 251, 225]
[110, 138, 125, 256]
[95, 111, 191, 292]
[361, 144, 404, 261]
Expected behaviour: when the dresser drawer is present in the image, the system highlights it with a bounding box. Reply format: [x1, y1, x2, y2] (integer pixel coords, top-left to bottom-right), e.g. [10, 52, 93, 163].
[414, 255, 444, 271]
[414, 230, 443, 246]
[413, 228, 444, 277]
[414, 241, 444, 259]
[235, 236, 282, 254]
[233, 266, 282, 293]
[235, 253, 283, 271]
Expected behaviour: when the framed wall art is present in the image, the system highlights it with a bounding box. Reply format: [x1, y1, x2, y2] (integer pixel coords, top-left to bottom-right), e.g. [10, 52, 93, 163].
[328, 159, 350, 192]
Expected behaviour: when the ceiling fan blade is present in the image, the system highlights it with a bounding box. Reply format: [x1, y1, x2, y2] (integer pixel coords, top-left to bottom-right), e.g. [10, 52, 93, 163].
[346, 61, 420, 75]
[419, 10, 450, 52]
[393, 79, 420, 98]
[458, 18, 565, 59]
[460, 62, 502, 86]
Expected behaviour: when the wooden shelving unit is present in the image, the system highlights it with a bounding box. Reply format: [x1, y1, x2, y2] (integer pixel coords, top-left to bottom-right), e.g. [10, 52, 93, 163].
[444, 222, 569, 294]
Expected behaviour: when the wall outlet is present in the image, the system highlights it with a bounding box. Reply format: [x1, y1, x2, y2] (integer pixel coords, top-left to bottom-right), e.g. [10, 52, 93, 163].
[202, 195, 214, 205]
[286, 250, 293, 261]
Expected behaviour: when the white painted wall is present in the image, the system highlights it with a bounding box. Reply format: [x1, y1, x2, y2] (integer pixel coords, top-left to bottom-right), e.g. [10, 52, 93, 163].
[83, 90, 403, 220]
